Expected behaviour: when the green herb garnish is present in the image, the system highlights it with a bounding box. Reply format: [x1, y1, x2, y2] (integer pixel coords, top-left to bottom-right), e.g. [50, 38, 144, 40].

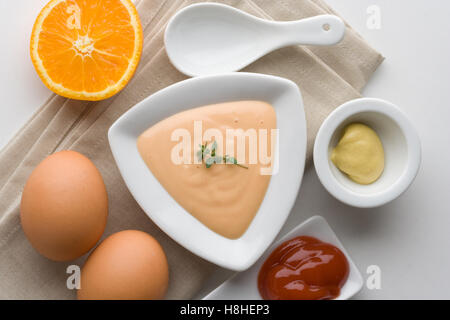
[196, 142, 210, 161]
[197, 141, 248, 169]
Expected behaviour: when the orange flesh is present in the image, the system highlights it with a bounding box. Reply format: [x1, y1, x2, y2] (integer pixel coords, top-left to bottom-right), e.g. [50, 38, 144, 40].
[31, 0, 142, 100]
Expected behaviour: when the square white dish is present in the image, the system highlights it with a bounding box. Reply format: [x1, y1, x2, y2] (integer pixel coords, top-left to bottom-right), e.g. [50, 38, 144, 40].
[204, 215, 364, 299]
[108, 73, 306, 271]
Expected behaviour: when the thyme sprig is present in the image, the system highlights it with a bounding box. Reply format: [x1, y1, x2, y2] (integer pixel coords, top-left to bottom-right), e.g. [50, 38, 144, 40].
[197, 141, 248, 169]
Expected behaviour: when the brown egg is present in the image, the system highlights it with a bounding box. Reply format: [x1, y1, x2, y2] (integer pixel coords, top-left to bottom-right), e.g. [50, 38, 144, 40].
[20, 150, 108, 261]
[77, 230, 169, 300]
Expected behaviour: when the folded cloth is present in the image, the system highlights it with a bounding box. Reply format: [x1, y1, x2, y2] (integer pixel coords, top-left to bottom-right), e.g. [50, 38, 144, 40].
[0, 0, 383, 299]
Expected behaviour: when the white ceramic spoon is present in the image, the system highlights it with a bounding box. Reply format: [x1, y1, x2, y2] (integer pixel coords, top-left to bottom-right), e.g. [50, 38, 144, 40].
[165, 3, 346, 77]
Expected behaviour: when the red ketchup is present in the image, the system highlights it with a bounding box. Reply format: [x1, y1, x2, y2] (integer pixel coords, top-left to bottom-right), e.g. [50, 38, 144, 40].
[258, 236, 349, 300]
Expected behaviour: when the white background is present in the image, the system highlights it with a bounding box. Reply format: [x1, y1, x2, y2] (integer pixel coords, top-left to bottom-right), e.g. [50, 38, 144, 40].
[1, 0, 449, 299]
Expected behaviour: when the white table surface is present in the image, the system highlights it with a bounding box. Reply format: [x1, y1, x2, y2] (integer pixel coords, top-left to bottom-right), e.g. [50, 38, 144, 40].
[2, 0, 449, 299]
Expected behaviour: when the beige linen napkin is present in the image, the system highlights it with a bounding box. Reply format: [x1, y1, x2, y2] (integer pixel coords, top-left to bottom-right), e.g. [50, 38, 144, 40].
[0, 0, 383, 299]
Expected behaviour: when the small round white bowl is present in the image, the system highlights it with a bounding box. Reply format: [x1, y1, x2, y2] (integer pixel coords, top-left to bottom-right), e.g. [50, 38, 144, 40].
[313, 98, 421, 208]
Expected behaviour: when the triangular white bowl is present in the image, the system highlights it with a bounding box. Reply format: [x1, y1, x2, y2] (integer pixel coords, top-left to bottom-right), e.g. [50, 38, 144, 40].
[108, 73, 306, 271]
[204, 216, 364, 299]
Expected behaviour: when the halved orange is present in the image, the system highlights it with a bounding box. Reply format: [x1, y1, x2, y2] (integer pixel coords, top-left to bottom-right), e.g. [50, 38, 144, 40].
[30, 0, 143, 101]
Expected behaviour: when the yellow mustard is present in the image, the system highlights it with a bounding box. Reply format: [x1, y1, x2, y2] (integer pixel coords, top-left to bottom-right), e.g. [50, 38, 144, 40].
[331, 123, 384, 185]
